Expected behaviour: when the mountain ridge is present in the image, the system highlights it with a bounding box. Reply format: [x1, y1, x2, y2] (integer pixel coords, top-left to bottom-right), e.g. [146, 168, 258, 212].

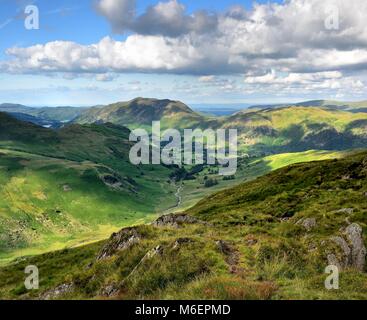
[74, 97, 205, 130]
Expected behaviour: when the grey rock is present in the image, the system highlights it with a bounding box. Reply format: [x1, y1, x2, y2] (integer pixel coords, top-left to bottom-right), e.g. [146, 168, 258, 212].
[96, 227, 141, 261]
[330, 236, 351, 268]
[345, 223, 366, 272]
[326, 223, 366, 272]
[152, 213, 206, 228]
[335, 208, 354, 215]
[100, 283, 119, 297]
[301, 218, 317, 231]
[327, 254, 342, 271]
[41, 283, 74, 300]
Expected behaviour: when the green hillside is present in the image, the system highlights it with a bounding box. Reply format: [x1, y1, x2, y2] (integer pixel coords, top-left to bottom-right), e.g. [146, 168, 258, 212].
[250, 100, 367, 113]
[74, 98, 367, 157]
[225, 107, 367, 155]
[0, 111, 352, 263]
[172, 150, 348, 212]
[0, 113, 176, 262]
[0, 103, 89, 122]
[1, 150, 366, 300]
[74, 98, 207, 130]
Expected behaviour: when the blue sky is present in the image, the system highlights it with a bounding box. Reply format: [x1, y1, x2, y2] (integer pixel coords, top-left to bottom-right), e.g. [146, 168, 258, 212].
[0, 0, 366, 106]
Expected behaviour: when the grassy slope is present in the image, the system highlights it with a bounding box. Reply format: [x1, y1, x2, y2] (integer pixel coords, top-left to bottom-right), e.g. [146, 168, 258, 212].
[1, 150, 366, 300]
[225, 106, 367, 155]
[0, 104, 88, 122]
[0, 114, 176, 262]
[175, 150, 348, 211]
[75, 98, 207, 131]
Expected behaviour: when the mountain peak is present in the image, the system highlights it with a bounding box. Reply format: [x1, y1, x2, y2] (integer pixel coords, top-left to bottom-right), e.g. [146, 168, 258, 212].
[75, 98, 201, 128]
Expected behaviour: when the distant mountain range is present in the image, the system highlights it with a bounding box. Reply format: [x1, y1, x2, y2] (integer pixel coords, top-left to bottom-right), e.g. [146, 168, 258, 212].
[2, 98, 367, 156]
[250, 99, 367, 113]
[73, 99, 367, 156]
[7, 112, 62, 128]
[0, 103, 91, 127]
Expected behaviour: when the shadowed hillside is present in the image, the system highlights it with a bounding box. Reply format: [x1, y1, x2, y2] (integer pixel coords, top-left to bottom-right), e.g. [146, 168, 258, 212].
[0, 113, 176, 262]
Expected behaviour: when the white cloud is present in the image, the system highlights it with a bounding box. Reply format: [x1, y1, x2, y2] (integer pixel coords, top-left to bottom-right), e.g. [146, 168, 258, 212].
[2, 36, 204, 74]
[243, 70, 364, 97]
[1, 0, 367, 100]
[96, 73, 117, 82]
[96, 0, 217, 37]
[244, 70, 343, 85]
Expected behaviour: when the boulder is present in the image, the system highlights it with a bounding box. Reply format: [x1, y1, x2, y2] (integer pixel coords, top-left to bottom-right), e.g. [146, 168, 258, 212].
[96, 227, 141, 261]
[326, 223, 366, 272]
[297, 218, 317, 231]
[152, 213, 204, 228]
[345, 224, 366, 272]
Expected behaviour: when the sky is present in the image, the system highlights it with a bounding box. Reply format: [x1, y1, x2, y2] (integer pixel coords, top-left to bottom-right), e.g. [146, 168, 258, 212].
[0, 0, 366, 106]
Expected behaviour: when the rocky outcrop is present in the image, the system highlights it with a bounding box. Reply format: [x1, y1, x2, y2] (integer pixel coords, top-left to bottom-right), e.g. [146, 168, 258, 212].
[152, 213, 206, 228]
[296, 217, 317, 231]
[41, 283, 74, 300]
[96, 227, 141, 261]
[100, 283, 119, 297]
[326, 223, 366, 272]
[334, 208, 354, 215]
[345, 224, 366, 271]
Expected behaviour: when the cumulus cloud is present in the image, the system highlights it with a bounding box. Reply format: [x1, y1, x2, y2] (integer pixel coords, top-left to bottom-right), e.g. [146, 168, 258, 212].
[243, 70, 364, 96]
[244, 70, 343, 85]
[2, 0, 367, 98]
[1, 35, 233, 75]
[95, 0, 217, 37]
